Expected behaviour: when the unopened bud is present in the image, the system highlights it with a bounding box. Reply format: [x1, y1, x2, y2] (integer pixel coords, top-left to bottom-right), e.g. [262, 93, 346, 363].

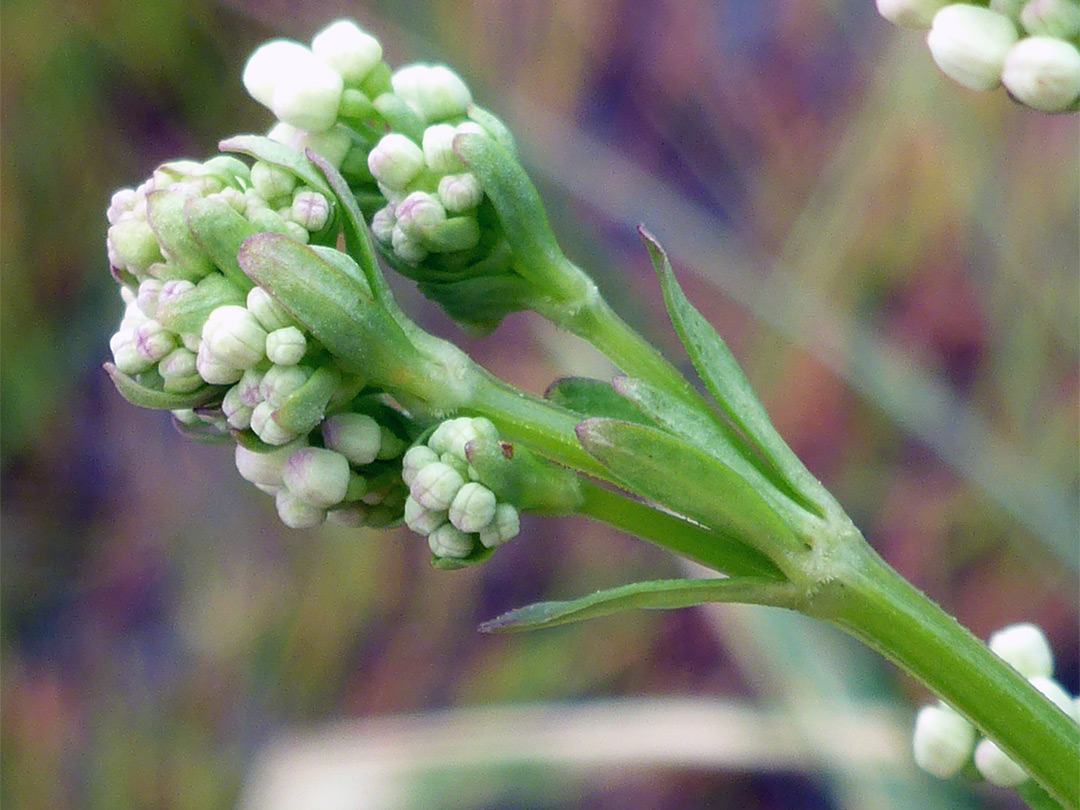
[428, 522, 473, 558]
[222, 383, 254, 429]
[410, 461, 465, 510]
[988, 623, 1054, 678]
[195, 341, 244, 385]
[391, 64, 472, 122]
[391, 224, 428, 264]
[437, 173, 483, 213]
[246, 286, 295, 332]
[265, 326, 307, 365]
[448, 482, 497, 533]
[108, 217, 164, 275]
[1020, 0, 1080, 37]
[404, 495, 447, 535]
[282, 447, 351, 507]
[927, 5, 1018, 91]
[110, 329, 151, 375]
[259, 363, 311, 407]
[321, 412, 382, 465]
[368, 133, 425, 191]
[430, 416, 498, 457]
[402, 444, 439, 486]
[478, 503, 520, 548]
[158, 346, 198, 381]
[235, 439, 304, 488]
[877, 0, 950, 27]
[422, 124, 466, 173]
[250, 400, 299, 445]
[133, 320, 176, 364]
[275, 489, 326, 528]
[395, 191, 447, 238]
[912, 705, 976, 778]
[202, 305, 267, 369]
[244, 40, 317, 107]
[250, 161, 298, 206]
[1029, 676, 1078, 719]
[291, 189, 332, 232]
[311, 19, 383, 84]
[370, 206, 396, 245]
[1002, 36, 1080, 111]
[136, 279, 164, 318]
[974, 738, 1028, 787]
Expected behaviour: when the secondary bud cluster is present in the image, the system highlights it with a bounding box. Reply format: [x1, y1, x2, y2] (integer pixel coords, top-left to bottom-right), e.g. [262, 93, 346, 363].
[912, 623, 1080, 787]
[401, 417, 521, 559]
[235, 402, 410, 529]
[877, 1, 1080, 112]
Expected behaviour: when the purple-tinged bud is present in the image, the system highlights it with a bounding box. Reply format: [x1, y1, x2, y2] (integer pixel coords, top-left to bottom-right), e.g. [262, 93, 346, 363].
[404, 495, 446, 535]
[322, 413, 382, 465]
[259, 363, 311, 408]
[110, 329, 152, 375]
[136, 279, 164, 318]
[133, 319, 176, 364]
[370, 206, 396, 245]
[402, 445, 439, 486]
[222, 383, 254, 430]
[395, 191, 447, 238]
[437, 173, 483, 213]
[283, 447, 351, 507]
[107, 188, 139, 225]
[368, 133, 425, 190]
[391, 225, 428, 264]
[291, 189, 331, 232]
[236, 367, 265, 407]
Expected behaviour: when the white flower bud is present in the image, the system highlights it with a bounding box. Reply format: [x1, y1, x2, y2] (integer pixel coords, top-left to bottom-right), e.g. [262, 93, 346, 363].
[991, 0, 1026, 18]
[110, 328, 151, 375]
[259, 363, 310, 408]
[988, 623, 1054, 678]
[367, 133, 425, 191]
[429, 416, 498, 457]
[410, 461, 465, 510]
[1029, 676, 1078, 719]
[422, 124, 465, 173]
[437, 172, 483, 213]
[180, 332, 201, 353]
[250, 161, 298, 206]
[478, 503, 520, 548]
[283, 447, 350, 508]
[202, 305, 267, 369]
[133, 319, 176, 364]
[107, 188, 138, 224]
[222, 383, 254, 429]
[370, 206, 396, 245]
[271, 55, 344, 133]
[322, 413, 382, 465]
[912, 705, 976, 778]
[250, 400, 298, 445]
[243, 40, 317, 108]
[974, 738, 1028, 786]
[395, 191, 446, 238]
[391, 225, 428, 263]
[265, 326, 307, 365]
[275, 489, 326, 528]
[290, 190, 331, 232]
[246, 286, 295, 332]
[235, 439, 303, 488]
[1001, 37, 1080, 112]
[158, 279, 196, 311]
[402, 445, 439, 486]
[448, 482, 497, 533]
[428, 522, 474, 558]
[1020, 0, 1080, 37]
[392, 64, 472, 122]
[927, 5, 1018, 91]
[877, 0, 950, 27]
[404, 495, 447, 535]
[158, 346, 198, 380]
[136, 279, 163, 318]
[195, 341, 244, 385]
[311, 20, 383, 84]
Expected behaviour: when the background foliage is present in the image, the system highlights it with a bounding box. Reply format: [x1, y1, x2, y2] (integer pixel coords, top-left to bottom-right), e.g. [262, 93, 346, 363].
[2, 1, 1076, 808]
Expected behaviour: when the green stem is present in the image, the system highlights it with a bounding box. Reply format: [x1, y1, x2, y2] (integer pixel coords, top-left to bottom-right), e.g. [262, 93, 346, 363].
[577, 479, 785, 580]
[808, 539, 1080, 809]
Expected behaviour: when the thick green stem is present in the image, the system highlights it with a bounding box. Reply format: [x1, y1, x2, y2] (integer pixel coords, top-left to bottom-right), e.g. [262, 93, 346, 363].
[577, 480, 784, 580]
[809, 540, 1080, 809]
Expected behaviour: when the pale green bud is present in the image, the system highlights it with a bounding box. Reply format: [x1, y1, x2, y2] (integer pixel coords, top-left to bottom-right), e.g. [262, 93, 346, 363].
[291, 189, 331, 231]
[275, 489, 326, 528]
[321, 412, 382, 465]
[974, 738, 1027, 786]
[158, 279, 196, 313]
[195, 341, 243, 385]
[429, 416, 498, 457]
[402, 444, 439, 486]
[1029, 677, 1078, 719]
[428, 522, 473, 558]
[108, 216, 164, 274]
[1002, 37, 1080, 111]
[377, 425, 406, 460]
[136, 279, 164, 318]
[368, 133, 425, 190]
[311, 19, 383, 84]
[988, 623, 1054, 678]
[250, 400, 299, 445]
[283, 446, 351, 507]
[133, 319, 176, 364]
[877, 0, 950, 27]
[437, 172, 483, 213]
[991, 0, 1026, 18]
[404, 495, 447, 535]
[235, 439, 304, 488]
[246, 286, 296, 332]
[912, 705, 976, 778]
[927, 5, 1018, 90]
[250, 161, 298, 206]
[259, 363, 311, 408]
[110, 328, 152, 375]
[158, 346, 198, 380]
[448, 481, 497, 533]
[439, 450, 471, 479]
[265, 326, 307, 365]
[410, 461, 465, 510]
[391, 225, 428, 264]
[1020, 0, 1080, 36]
[370, 206, 396, 245]
[202, 304, 267, 369]
[391, 64, 472, 122]
[267, 121, 354, 170]
[107, 188, 139, 224]
[478, 503, 520, 548]
[422, 124, 466, 173]
[222, 383, 254, 429]
[396, 191, 447, 238]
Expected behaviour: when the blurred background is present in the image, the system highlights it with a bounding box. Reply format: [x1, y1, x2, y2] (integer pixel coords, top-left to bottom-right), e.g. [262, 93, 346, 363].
[2, 1, 1077, 809]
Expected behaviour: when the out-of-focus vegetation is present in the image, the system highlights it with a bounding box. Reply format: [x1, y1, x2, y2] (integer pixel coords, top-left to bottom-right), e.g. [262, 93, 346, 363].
[2, 2, 1075, 809]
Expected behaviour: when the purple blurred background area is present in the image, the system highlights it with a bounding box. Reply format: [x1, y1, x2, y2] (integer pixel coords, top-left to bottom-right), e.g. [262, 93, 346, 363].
[2, 2, 1076, 809]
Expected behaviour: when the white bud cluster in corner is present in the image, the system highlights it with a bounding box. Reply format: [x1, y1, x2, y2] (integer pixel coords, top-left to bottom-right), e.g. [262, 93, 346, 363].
[911, 622, 1080, 787]
[877, 1, 1080, 111]
[234, 409, 409, 529]
[401, 417, 521, 559]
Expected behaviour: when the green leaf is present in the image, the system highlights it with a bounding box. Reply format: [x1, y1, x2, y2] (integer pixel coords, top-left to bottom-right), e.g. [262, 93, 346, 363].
[577, 418, 804, 560]
[154, 273, 246, 335]
[416, 274, 536, 335]
[184, 196, 258, 292]
[463, 436, 583, 514]
[219, 135, 334, 197]
[544, 377, 653, 425]
[371, 93, 425, 142]
[431, 546, 496, 571]
[479, 576, 798, 632]
[639, 228, 830, 516]
[172, 413, 232, 444]
[146, 191, 215, 280]
[104, 363, 222, 410]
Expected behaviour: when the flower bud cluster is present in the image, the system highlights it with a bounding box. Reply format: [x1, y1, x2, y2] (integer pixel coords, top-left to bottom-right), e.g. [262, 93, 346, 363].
[234, 405, 410, 529]
[912, 623, 1079, 787]
[242, 19, 512, 271]
[877, 1, 1080, 112]
[401, 417, 521, 559]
